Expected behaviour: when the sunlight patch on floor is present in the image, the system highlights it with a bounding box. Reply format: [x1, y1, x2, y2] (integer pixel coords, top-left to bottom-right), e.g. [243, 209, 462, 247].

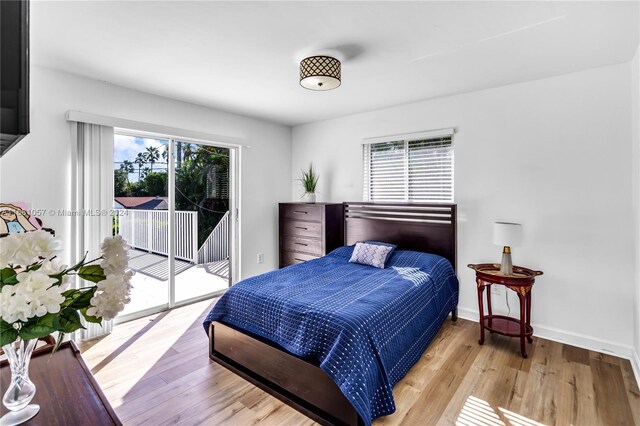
[498, 407, 546, 426]
[456, 395, 545, 426]
[80, 301, 210, 407]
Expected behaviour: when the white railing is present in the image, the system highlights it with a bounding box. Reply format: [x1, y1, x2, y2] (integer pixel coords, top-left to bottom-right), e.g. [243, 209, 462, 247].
[197, 211, 229, 264]
[115, 209, 198, 263]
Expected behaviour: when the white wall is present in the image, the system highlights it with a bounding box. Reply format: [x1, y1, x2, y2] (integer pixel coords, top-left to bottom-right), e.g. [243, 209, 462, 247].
[0, 66, 292, 279]
[632, 46, 640, 374]
[292, 63, 635, 356]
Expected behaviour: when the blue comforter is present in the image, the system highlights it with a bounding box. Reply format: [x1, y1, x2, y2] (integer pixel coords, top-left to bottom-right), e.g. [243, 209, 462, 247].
[203, 246, 458, 425]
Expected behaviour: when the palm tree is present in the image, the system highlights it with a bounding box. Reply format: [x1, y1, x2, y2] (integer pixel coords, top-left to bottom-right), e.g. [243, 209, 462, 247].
[176, 141, 183, 168]
[145, 146, 160, 173]
[183, 144, 194, 162]
[141, 167, 151, 181]
[134, 152, 146, 182]
[161, 145, 171, 173]
[119, 160, 135, 196]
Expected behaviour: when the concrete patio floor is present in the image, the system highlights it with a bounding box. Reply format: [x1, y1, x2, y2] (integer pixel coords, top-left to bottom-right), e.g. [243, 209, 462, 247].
[122, 249, 229, 316]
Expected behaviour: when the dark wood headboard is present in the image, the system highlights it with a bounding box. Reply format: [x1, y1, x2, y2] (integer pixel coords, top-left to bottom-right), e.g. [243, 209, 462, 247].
[344, 202, 457, 270]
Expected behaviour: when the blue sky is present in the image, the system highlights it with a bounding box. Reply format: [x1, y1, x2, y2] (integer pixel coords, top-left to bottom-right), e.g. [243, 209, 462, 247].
[114, 134, 168, 182]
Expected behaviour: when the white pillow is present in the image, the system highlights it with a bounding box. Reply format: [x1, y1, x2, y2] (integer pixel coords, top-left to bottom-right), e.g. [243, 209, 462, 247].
[349, 242, 394, 269]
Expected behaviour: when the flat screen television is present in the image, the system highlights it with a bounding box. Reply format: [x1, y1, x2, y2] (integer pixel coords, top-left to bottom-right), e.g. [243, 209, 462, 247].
[1, 0, 29, 156]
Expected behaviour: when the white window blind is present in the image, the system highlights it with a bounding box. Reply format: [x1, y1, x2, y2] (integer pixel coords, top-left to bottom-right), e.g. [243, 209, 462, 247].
[363, 134, 453, 202]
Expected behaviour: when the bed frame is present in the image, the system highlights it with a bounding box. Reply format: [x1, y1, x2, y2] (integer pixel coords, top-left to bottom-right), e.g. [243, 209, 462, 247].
[208, 202, 457, 426]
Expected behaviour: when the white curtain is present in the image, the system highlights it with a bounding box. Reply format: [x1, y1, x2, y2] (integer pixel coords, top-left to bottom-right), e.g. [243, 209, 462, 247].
[72, 122, 114, 340]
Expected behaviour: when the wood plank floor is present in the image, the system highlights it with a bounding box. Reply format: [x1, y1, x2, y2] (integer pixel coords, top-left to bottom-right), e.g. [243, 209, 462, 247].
[78, 300, 640, 426]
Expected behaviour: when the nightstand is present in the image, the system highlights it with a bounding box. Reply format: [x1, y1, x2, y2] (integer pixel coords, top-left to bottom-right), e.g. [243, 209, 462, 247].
[467, 263, 543, 358]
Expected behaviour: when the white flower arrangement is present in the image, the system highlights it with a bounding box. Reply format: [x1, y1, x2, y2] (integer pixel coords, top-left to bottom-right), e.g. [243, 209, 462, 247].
[0, 230, 132, 347]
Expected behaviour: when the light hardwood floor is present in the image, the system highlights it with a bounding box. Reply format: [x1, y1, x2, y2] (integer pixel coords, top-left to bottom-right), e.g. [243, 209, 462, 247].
[79, 300, 640, 426]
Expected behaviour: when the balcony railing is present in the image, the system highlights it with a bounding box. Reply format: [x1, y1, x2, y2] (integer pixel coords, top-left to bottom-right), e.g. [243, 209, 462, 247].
[197, 210, 229, 263]
[114, 209, 230, 265]
[114, 210, 198, 263]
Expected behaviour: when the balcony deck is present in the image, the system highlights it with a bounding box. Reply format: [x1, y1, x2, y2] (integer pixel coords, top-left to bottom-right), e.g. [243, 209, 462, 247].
[122, 249, 229, 316]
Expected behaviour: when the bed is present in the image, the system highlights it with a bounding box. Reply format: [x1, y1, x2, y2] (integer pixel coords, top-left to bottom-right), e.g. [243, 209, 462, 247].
[204, 202, 458, 426]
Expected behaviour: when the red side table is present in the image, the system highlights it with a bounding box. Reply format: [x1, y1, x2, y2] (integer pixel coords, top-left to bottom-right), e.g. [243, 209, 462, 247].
[467, 263, 543, 358]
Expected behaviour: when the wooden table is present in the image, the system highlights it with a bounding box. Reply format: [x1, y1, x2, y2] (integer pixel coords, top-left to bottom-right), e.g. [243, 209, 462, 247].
[468, 263, 543, 358]
[0, 341, 121, 425]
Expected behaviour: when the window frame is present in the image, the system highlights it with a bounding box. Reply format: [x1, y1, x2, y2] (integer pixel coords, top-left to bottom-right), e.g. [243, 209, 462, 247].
[362, 129, 454, 203]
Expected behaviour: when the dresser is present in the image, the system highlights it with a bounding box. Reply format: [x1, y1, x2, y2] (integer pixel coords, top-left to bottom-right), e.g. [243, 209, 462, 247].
[279, 203, 344, 268]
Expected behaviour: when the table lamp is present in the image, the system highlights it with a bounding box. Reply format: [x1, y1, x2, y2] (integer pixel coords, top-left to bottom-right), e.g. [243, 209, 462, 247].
[493, 222, 523, 275]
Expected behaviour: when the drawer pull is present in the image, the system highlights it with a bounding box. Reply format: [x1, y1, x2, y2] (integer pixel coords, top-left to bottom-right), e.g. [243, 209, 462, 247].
[294, 211, 308, 214]
[294, 258, 306, 262]
[294, 226, 308, 230]
[294, 242, 308, 246]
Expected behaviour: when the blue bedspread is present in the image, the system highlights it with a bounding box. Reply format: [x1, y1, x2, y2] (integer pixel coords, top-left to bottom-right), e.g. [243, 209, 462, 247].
[203, 246, 458, 425]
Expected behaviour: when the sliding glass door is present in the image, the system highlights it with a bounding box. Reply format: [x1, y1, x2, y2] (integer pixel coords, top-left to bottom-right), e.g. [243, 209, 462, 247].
[173, 140, 231, 303]
[114, 134, 170, 317]
[113, 132, 236, 320]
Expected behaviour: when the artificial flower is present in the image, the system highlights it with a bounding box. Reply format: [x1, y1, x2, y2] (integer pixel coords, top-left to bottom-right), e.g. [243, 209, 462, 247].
[0, 230, 61, 268]
[100, 234, 129, 276]
[39, 259, 70, 288]
[0, 233, 21, 268]
[0, 234, 131, 347]
[0, 271, 64, 323]
[86, 272, 132, 320]
[25, 230, 61, 262]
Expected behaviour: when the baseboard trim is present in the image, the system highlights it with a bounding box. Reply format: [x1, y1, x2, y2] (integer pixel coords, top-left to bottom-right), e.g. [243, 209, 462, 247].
[457, 307, 633, 358]
[631, 348, 640, 390]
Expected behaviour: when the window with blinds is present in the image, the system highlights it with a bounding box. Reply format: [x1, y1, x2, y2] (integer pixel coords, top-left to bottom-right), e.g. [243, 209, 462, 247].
[363, 134, 453, 202]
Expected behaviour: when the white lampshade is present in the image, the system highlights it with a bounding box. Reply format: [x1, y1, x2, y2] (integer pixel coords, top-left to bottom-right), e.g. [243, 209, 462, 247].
[493, 222, 523, 247]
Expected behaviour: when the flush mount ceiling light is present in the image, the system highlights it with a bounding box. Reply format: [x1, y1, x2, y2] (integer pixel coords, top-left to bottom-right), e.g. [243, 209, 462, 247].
[299, 56, 341, 91]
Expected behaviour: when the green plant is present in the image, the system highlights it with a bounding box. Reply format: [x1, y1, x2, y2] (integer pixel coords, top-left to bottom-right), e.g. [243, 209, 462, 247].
[174, 143, 230, 246]
[143, 172, 167, 196]
[114, 169, 129, 197]
[115, 143, 230, 246]
[0, 231, 132, 348]
[299, 164, 319, 194]
[119, 160, 135, 195]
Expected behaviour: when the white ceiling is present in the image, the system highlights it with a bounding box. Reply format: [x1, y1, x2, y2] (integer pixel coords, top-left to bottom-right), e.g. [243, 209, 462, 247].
[32, 1, 639, 126]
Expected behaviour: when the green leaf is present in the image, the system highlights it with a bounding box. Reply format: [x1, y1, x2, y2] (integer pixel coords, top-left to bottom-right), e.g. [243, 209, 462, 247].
[78, 264, 106, 283]
[0, 319, 19, 346]
[58, 308, 84, 333]
[18, 314, 60, 340]
[62, 288, 79, 298]
[80, 307, 102, 324]
[0, 267, 18, 288]
[25, 263, 43, 272]
[66, 288, 96, 310]
[48, 273, 67, 286]
[65, 252, 88, 273]
[53, 331, 65, 353]
[61, 289, 83, 307]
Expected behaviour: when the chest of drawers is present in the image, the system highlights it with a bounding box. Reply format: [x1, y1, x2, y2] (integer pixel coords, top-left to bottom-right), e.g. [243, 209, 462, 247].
[279, 203, 344, 268]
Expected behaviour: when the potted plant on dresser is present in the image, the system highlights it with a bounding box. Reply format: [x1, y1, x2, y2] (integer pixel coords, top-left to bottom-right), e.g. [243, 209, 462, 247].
[299, 163, 319, 203]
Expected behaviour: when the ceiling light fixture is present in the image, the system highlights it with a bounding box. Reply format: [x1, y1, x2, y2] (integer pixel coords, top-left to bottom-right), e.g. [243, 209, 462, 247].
[299, 55, 341, 91]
